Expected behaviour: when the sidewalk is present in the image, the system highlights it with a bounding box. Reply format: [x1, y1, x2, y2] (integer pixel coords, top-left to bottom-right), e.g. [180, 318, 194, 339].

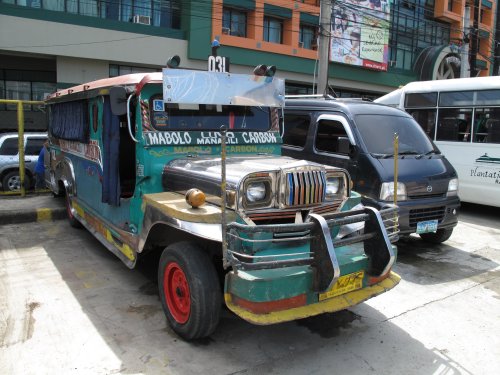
[0, 193, 66, 225]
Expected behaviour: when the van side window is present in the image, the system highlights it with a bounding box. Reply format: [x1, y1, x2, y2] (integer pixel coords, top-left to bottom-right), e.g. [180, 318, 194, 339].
[315, 119, 348, 154]
[283, 114, 310, 148]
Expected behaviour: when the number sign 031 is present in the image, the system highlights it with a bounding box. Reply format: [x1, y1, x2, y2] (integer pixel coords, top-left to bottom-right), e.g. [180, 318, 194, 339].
[208, 56, 230, 73]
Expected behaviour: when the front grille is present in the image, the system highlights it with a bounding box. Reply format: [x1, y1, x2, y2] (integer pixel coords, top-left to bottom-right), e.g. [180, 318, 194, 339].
[285, 170, 325, 207]
[409, 206, 446, 227]
[408, 193, 446, 199]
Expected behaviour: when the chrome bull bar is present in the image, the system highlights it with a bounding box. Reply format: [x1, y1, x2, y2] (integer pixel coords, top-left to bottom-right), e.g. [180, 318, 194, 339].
[226, 205, 398, 293]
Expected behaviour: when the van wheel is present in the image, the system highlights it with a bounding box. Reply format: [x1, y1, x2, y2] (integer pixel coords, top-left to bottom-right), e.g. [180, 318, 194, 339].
[419, 228, 453, 244]
[65, 191, 82, 228]
[158, 242, 221, 340]
[2, 171, 31, 192]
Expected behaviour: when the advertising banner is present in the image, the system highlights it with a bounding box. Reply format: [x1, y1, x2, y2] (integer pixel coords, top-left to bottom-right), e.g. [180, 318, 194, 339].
[330, 0, 391, 71]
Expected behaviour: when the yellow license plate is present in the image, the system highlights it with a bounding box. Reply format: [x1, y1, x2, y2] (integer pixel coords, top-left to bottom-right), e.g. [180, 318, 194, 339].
[318, 271, 365, 301]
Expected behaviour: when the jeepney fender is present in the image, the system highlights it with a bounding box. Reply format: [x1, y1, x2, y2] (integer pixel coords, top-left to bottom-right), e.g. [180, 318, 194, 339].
[51, 156, 76, 196]
[138, 192, 236, 253]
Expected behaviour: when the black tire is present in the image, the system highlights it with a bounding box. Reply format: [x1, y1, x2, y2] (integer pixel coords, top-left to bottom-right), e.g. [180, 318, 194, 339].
[158, 242, 221, 340]
[2, 171, 31, 192]
[419, 228, 453, 244]
[65, 191, 83, 228]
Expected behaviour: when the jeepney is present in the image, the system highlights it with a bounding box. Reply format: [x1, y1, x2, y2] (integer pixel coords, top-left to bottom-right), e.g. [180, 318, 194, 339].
[45, 61, 400, 340]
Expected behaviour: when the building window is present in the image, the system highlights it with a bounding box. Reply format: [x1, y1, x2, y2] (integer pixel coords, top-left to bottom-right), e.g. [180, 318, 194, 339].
[447, 0, 453, 11]
[222, 7, 247, 37]
[299, 24, 316, 49]
[3, 0, 181, 29]
[264, 16, 283, 44]
[109, 64, 159, 77]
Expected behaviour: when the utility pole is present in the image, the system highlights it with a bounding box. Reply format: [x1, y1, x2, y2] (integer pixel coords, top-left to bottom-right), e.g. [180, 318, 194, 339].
[317, 0, 332, 95]
[460, 6, 470, 78]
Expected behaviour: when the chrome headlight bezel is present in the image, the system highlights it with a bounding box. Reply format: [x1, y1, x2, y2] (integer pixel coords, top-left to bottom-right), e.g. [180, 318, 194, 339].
[241, 176, 273, 209]
[324, 171, 349, 202]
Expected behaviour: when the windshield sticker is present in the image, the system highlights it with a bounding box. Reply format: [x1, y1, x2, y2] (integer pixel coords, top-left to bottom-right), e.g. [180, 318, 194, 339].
[144, 131, 280, 146]
[153, 99, 164, 111]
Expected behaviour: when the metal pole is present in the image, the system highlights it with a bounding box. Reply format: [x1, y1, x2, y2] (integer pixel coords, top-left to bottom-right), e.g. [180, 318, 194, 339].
[220, 126, 228, 268]
[17, 101, 26, 197]
[460, 7, 470, 78]
[393, 134, 399, 231]
[317, 0, 332, 95]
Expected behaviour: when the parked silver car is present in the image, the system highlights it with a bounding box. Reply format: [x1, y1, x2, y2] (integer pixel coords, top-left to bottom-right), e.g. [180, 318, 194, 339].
[0, 132, 47, 192]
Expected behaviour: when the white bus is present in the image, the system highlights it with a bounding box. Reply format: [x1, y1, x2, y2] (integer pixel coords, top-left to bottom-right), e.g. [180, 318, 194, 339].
[375, 77, 500, 207]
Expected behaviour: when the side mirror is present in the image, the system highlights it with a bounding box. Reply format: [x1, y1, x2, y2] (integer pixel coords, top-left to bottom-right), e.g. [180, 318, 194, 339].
[109, 86, 128, 116]
[337, 136, 351, 155]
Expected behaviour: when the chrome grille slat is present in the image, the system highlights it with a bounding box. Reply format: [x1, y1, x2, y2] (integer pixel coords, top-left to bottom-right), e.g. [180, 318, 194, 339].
[285, 170, 326, 207]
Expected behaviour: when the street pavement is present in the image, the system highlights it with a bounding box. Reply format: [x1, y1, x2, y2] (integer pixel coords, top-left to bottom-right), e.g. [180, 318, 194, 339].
[0, 198, 499, 374]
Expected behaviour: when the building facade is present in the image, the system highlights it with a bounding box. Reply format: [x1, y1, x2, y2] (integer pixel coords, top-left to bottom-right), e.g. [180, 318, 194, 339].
[0, 0, 497, 131]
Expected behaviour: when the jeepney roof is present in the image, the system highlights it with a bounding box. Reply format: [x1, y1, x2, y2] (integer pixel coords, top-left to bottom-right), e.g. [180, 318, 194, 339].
[46, 72, 163, 102]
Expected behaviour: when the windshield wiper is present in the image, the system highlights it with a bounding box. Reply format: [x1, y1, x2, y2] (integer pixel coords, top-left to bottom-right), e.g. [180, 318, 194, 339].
[416, 150, 440, 159]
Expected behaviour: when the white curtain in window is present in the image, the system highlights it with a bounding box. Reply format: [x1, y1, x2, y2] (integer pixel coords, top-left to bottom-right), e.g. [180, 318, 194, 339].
[43, 0, 64, 11]
[80, 0, 98, 16]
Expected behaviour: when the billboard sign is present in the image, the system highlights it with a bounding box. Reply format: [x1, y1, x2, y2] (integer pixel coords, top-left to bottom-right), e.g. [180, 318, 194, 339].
[330, 0, 391, 71]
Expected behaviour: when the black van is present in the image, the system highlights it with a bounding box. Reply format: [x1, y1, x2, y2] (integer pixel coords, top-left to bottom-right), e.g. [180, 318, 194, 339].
[282, 96, 460, 243]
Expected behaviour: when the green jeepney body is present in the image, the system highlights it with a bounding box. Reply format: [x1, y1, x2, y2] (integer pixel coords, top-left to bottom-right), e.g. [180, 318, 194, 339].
[45, 67, 399, 337]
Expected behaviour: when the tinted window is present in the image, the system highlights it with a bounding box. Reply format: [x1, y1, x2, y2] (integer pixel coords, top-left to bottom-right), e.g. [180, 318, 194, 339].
[408, 109, 436, 139]
[0, 137, 19, 155]
[405, 92, 437, 108]
[474, 90, 500, 106]
[283, 114, 309, 148]
[439, 91, 474, 107]
[436, 108, 473, 142]
[355, 114, 434, 155]
[315, 120, 349, 154]
[25, 138, 46, 155]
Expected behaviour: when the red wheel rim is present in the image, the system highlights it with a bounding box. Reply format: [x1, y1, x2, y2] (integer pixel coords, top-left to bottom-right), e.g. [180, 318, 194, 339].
[65, 195, 74, 219]
[164, 262, 191, 324]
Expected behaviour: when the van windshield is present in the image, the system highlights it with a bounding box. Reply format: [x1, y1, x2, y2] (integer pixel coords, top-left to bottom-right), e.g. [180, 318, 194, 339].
[149, 94, 274, 131]
[355, 114, 437, 157]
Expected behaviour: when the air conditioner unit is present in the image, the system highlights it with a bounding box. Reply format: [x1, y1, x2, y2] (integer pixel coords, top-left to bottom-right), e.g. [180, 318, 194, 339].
[133, 15, 151, 25]
[222, 27, 231, 35]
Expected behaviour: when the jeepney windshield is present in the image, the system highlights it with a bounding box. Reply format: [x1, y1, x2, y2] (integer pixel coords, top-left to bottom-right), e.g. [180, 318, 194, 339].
[149, 94, 276, 132]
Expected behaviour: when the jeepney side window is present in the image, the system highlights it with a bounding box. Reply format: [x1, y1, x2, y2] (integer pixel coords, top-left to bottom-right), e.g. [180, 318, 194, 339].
[49, 100, 89, 143]
[148, 94, 271, 131]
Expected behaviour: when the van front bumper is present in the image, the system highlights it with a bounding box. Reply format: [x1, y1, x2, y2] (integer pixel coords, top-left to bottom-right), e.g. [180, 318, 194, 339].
[366, 195, 460, 235]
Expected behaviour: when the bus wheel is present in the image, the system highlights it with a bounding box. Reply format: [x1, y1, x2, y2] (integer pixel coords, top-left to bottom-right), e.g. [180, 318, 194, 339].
[65, 191, 82, 228]
[158, 242, 221, 340]
[419, 228, 453, 244]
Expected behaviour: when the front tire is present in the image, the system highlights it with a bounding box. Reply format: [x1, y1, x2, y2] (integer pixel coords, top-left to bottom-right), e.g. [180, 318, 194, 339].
[2, 171, 31, 192]
[419, 228, 453, 244]
[158, 242, 221, 340]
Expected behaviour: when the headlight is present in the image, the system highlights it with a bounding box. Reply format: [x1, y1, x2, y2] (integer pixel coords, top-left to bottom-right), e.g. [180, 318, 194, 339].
[447, 178, 458, 196]
[243, 177, 272, 208]
[246, 182, 267, 203]
[325, 175, 345, 201]
[380, 182, 407, 201]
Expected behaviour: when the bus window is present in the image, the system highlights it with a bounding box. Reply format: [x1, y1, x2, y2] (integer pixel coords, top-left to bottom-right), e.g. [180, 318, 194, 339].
[409, 109, 436, 139]
[436, 108, 472, 142]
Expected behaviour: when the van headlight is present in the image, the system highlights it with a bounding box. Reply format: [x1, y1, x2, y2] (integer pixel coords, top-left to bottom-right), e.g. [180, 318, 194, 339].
[447, 178, 458, 196]
[243, 178, 272, 208]
[380, 182, 407, 201]
[325, 175, 346, 201]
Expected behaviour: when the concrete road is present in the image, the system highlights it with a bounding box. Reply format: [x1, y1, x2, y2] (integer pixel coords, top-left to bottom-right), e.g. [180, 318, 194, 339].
[1, 203, 499, 375]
